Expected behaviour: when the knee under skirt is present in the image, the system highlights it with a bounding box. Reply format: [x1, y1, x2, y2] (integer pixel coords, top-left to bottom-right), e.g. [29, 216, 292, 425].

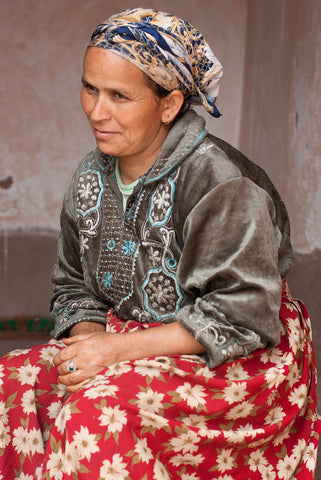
[0, 283, 320, 480]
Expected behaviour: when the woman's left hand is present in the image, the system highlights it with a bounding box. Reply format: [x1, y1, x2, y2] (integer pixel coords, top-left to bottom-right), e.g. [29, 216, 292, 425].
[54, 332, 124, 392]
[54, 322, 205, 393]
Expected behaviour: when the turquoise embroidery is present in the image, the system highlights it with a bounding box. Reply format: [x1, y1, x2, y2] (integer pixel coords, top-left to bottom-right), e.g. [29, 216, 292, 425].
[142, 267, 183, 321]
[166, 258, 177, 269]
[102, 272, 114, 288]
[107, 240, 116, 251]
[122, 240, 136, 256]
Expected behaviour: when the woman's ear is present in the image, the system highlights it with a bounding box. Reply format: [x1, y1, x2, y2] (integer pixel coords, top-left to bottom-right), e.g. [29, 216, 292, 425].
[161, 89, 185, 124]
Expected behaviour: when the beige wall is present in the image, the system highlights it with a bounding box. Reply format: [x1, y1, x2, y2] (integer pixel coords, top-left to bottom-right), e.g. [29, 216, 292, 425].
[240, 0, 321, 255]
[0, 0, 247, 233]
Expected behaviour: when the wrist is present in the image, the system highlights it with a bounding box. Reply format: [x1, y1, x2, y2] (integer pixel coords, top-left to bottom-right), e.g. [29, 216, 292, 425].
[69, 321, 105, 337]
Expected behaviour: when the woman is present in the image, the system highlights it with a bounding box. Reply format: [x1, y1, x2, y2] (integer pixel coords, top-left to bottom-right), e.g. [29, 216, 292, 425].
[1, 8, 320, 480]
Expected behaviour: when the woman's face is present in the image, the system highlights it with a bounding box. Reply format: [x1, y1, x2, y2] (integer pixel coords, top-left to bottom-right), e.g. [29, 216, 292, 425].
[81, 47, 170, 165]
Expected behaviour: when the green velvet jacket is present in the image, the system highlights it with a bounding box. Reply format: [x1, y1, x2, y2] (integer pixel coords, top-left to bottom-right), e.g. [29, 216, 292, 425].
[50, 110, 293, 368]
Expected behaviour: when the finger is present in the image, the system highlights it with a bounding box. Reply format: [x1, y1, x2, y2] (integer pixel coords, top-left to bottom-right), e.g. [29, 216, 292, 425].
[54, 346, 76, 367]
[64, 333, 97, 345]
[58, 369, 83, 386]
[66, 379, 90, 393]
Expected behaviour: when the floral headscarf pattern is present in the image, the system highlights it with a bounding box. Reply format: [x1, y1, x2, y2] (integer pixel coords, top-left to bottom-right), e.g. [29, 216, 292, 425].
[88, 8, 223, 117]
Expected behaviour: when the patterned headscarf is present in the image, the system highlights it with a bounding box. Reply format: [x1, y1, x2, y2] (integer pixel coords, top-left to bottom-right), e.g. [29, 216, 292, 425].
[88, 8, 223, 117]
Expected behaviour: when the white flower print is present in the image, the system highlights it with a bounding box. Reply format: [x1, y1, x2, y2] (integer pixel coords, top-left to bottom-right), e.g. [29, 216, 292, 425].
[35, 467, 43, 480]
[195, 365, 216, 379]
[0, 401, 9, 425]
[276, 454, 297, 479]
[28, 427, 44, 455]
[62, 441, 80, 476]
[136, 389, 164, 413]
[170, 453, 204, 468]
[275, 352, 293, 367]
[7, 348, 31, 358]
[40, 345, 60, 364]
[176, 382, 207, 409]
[216, 448, 235, 472]
[292, 438, 306, 459]
[72, 426, 99, 461]
[225, 363, 249, 381]
[139, 410, 169, 430]
[248, 449, 268, 471]
[272, 428, 290, 446]
[260, 348, 283, 364]
[258, 464, 277, 479]
[302, 441, 317, 472]
[56, 381, 67, 398]
[84, 381, 119, 399]
[264, 405, 285, 425]
[180, 474, 200, 480]
[223, 382, 248, 404]
[223, 429, 248, 443]
[99, 405, 127, 433]
[12, 426, 30, 455]
[170, 430, 201, 454]
[216, 476, 234, 480]
[236, 423, 264, 439]
[100, 453, 129, 480]
[288, 384, 308, 409]
[21, 389, 36, 415]
[47, 401, 62, 419]
[104, 362, 132, 377]
[0, 365, 4, 386]
[287, 319, 301, 352]
[134, 359, 163, 379]
[264, 366, 286, 390]
[225, 401, 253, 420]
[182, 414, 219, 439]
[0, 425, 10, 449]
[153, 458, 170, 480]
[287, 362, 300, 388]
[55, 403, 72, 433]
[134, 438, 153, 463]
[46, 449, 64, 480]
[223, 423, 259, 443]
[17, 363, 41, 386]
[15, 474, 33, 480]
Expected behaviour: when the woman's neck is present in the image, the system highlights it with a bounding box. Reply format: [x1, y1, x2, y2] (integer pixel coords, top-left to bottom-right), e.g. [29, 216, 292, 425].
[117, 145, 164, 185]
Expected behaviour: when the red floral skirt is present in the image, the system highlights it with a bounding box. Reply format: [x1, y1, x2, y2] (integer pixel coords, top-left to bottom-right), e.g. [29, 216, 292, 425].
[0, 283, 320, 479]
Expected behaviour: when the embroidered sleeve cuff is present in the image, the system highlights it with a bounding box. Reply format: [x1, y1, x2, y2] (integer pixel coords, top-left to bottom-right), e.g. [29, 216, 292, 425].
[50, 303, 108, 339]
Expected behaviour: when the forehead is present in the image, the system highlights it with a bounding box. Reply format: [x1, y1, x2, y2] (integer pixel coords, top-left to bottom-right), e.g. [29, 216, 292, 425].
[83, 47, 146, 84]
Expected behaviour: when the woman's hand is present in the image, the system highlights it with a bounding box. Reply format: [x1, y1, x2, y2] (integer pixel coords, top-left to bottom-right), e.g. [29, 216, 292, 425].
[54, 322, 205, 393]
[54, 331, 125, 393]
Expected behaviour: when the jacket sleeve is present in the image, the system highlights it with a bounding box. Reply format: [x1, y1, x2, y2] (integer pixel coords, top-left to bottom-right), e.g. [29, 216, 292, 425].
[176, 176, 283, 368]
[50, 179, 112, 339]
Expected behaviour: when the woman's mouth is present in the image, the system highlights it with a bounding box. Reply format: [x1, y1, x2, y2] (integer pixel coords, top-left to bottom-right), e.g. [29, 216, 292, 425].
[94, 128, 118, 139]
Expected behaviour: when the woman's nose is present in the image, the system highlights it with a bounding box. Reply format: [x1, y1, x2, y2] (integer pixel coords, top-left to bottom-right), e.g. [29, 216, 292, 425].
[89, 95, 112, 122]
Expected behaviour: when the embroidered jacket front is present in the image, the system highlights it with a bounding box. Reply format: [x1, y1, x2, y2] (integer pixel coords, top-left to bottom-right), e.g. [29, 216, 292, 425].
[50, 110, 293, 367]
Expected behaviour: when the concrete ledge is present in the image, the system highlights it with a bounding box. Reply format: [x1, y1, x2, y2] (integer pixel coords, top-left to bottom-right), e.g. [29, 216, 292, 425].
[0, 230, 58, 318]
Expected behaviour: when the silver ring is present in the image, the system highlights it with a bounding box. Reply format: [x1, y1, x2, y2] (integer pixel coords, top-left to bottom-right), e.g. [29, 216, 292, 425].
[67, 359, 77, 373]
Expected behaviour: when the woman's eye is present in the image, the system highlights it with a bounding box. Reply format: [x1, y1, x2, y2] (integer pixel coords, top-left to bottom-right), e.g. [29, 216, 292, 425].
[83, 82, 97, 94]
[113, 91, 127, 100]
